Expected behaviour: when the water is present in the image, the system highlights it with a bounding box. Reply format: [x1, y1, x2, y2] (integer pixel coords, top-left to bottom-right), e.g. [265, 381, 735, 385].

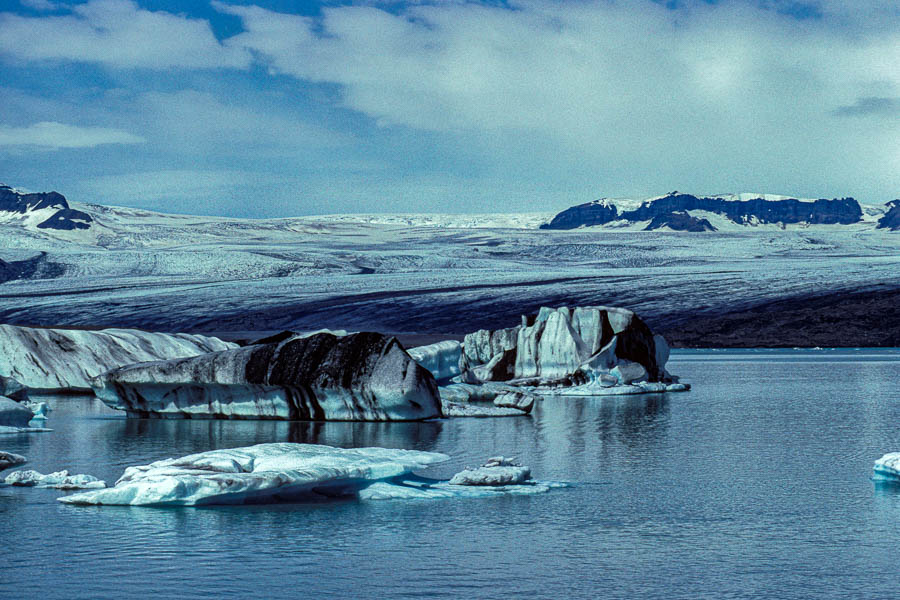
[3, 349, 900, 599]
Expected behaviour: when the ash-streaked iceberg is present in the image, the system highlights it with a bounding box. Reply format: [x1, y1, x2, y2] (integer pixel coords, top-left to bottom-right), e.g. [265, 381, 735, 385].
[0, 396, 33, 427]
[0, 324, 236, 391]
[92, 332, 442, 421]
[4, 469, 105, 489]
[457, 306, 687, 395]
[60, 443, 561, 506]
[0, 451, 26, 472]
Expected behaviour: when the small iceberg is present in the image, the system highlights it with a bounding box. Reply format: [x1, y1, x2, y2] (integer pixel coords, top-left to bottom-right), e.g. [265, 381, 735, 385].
[873, 453, 900, 482]
[449, 457, 531, 486]
[60, 443, 563, 506]
[4, 469, 106, 490]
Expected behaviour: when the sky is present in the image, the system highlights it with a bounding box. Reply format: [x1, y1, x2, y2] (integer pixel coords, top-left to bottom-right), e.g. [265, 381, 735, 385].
[0, 0, 897, 217]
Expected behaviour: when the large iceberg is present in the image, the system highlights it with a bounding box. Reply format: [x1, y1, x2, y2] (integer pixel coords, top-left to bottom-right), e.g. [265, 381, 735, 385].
[457, 306, 686, 395]
[92, 331, 442, 421]
[60, 443, 560, 506]
[0, 324, 236, 391]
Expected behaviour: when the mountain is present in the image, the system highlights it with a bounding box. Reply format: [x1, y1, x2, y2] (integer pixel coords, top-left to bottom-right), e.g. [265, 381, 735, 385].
[541, 192, 870, 231]
[877, 200, 900, 231]
[0, 184, 93, 231]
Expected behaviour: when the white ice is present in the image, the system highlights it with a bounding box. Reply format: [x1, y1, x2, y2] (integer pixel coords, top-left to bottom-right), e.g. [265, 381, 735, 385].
[4, 469, 106, 489]
[873, 453, 900, 481]
[60, 443, 563, 506]
[0, 324, 235, 391]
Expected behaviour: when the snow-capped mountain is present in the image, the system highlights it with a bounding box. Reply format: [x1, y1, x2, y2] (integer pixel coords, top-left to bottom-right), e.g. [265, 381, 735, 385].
[0, 184, 93, 232]
[541, 191, 896, 231]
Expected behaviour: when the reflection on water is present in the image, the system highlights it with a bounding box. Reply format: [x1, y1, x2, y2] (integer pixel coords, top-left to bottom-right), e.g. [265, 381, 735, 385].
[3, 350, 900, 600]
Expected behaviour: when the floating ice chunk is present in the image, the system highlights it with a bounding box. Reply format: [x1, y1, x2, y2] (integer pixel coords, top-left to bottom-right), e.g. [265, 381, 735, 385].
[0, 451, 26, 472]
[441, 401, 528, 418]
[23, 401, 50, 420]
[0, 426, 52, 435]
[492, 392, 536, 413]
[60, 443, 449, 506]
[0, 396, 34, 427]
[60, 443, 566, 506]
[5, 469, 105, 490]
[450, 457, 532, 486]
[873, 453, 900, 481]
[543, 381, 690, 396]
[408, 340, 462, 381]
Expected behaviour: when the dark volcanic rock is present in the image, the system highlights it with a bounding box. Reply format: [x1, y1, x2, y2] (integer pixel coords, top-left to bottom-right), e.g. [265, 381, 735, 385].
[0, 185, 93, 231]
[644, 211, 717, 232]
[92, 331, 443, 421]
[543, 192, 863, 229]
[877, 200, 900, 231]
[540, 200, 618, 229]
[36, 208, 93, 230]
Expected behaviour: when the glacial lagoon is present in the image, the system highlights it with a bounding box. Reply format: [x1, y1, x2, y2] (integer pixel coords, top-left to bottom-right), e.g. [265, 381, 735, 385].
[3, 349, 900, 599]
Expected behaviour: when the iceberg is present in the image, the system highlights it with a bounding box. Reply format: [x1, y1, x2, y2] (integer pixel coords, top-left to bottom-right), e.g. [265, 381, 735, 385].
[408, 340, 462, 381]
[0, 375, 28, 401]
[457, 306, 688, 396]
[0, 324, 236, 391]
[60, 443, 562, 506]
[873, 453, 900, 482]
[91, 331, 442, 421]
[449, 457, 531, 486]
[0, 451, 26, 472]
[0, 396, 34, 427]
[60, 443, 449, 506]
[4, 469, 105, 489]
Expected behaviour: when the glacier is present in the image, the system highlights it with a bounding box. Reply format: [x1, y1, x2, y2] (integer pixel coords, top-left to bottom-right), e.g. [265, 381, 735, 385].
[92, 331, 443, 421]
[0, 324, 235, 391]
[59, 443, 559, 506]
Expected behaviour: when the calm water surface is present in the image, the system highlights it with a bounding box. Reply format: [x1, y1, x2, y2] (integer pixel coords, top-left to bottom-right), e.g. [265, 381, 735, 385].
[3, 349, 900, 599]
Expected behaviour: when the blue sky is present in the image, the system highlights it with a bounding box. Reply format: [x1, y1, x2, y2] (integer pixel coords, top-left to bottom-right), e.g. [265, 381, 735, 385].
[0, 0, 897, 217]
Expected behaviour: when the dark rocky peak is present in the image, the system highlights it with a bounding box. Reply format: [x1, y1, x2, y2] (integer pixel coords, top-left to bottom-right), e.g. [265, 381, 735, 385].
[539, 199, 618, 230]
[543, 192, 864, 230]
[644, 210, 717, 232]
[0, 185, 69, 213]
[877, 200, 900, 231]
[0, 184, 93, 231]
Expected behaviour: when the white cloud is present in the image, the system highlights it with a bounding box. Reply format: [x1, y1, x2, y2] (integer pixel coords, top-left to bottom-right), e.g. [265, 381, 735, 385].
[0, 121, 145, 149]
[0, 0, 250, 69]
[19, 0, 60, 11]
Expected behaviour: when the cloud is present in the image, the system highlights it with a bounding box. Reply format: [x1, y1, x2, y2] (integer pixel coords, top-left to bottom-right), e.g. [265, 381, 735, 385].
[18, 0, 61, 11]
[0, 0, 250, 69]
[0, 121, 145, 149]
[833, 97, 900, 117]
